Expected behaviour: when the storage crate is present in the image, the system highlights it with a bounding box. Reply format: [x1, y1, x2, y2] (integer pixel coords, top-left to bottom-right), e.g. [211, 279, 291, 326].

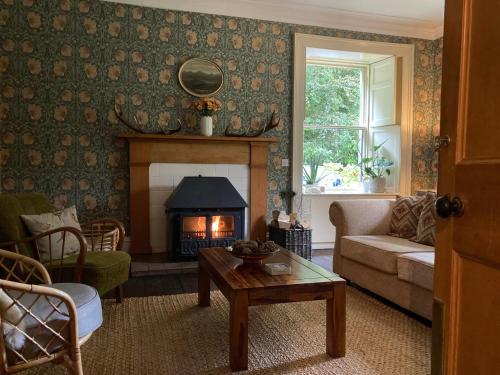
[268, 226, 312, 260]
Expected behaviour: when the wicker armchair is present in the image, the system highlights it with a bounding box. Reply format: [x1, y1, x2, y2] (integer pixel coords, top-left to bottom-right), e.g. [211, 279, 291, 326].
[0, 249, 102, 374]
[0, 194, 131, 303]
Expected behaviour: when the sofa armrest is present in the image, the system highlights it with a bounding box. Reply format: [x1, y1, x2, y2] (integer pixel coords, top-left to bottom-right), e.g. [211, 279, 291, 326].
[329, 199, 395, 274]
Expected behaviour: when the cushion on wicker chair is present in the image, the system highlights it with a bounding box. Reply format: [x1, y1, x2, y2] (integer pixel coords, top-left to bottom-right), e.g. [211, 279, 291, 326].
[5, 283, 102, 360]
[20, 206, 82, 262]
[16, 283, 103, 338]
[52, 251, 131, 296]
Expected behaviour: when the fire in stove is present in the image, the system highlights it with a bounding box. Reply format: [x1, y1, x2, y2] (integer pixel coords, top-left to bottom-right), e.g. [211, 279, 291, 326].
[211, 216, 235, 238]
[183, 216, 206, 240]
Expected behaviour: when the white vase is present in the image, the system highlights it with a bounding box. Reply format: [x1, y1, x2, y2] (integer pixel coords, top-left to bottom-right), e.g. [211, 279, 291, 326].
[200, 116, 213, 136]
[369, 177, 386, 193]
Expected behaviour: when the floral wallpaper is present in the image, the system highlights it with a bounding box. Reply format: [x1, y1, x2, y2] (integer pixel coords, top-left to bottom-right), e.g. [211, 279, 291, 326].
[0, 0, 441, 226]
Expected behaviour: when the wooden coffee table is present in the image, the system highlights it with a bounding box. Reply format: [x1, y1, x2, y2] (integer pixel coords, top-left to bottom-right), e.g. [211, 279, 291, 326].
[198, 247, 346, 371]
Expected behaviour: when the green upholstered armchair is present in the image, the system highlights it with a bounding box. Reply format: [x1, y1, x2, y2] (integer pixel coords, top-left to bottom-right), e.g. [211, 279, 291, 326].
[0, 193, 131, 302]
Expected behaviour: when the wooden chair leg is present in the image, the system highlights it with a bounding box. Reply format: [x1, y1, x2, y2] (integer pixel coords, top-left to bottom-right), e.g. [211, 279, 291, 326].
[115, 285, 123, 303]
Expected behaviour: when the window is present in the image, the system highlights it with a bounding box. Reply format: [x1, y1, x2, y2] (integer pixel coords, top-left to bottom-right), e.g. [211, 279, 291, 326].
[293, 34, 414, 199]
[303, 62, 367, 193]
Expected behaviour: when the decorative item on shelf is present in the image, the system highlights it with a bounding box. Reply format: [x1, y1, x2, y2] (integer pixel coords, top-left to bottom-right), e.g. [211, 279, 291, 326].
[269, 210, 280, 228]
[113, 104, 182, 135]
[178, 58, 224, 97]
[225, 240, 280, 266]
[362, 140, 394, 193]
[289, 212, 303, 229]
[193, 97, 222, 136]
[225, 110, 281, 137]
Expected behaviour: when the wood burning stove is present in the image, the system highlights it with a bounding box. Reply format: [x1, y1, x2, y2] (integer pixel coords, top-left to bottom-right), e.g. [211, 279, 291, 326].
[165, 176, 247, 261]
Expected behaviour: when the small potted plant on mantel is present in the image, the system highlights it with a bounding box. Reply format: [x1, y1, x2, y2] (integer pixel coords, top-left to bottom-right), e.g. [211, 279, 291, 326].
[193, 97, 222, 136]
[362, 141, 394, 193]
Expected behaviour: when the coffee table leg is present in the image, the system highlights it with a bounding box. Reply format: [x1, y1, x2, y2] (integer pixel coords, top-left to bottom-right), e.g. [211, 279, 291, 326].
[198, 261, 211, 307]
[230, 291, 248, 371]
[326, 282, 346, 358]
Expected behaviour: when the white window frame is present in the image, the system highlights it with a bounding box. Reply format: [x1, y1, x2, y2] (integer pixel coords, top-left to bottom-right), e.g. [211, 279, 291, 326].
[292, 33, 414, 201]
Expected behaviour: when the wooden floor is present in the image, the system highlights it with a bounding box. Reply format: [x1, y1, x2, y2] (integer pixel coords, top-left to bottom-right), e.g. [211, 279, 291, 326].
[122, 249, 333, 298]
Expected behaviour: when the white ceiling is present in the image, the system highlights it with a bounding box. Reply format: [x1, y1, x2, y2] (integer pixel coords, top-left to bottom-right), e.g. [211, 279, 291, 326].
[259, 0, 445, 23]
[105, 0, 445, 39]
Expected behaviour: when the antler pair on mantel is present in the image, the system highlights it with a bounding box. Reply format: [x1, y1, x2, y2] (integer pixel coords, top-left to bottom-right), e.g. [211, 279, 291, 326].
[113, 104, 182, 135]
[224, 110, 281, 137]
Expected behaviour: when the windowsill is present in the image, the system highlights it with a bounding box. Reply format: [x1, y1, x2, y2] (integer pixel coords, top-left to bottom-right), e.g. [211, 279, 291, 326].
[303, 191, 398, 197]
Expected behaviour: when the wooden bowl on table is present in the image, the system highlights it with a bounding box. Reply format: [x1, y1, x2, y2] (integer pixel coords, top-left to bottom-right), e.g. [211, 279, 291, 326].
[225, 240, 280, 267]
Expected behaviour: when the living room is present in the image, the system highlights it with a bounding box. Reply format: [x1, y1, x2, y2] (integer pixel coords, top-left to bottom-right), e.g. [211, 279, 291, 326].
[1, 0, 499, 374]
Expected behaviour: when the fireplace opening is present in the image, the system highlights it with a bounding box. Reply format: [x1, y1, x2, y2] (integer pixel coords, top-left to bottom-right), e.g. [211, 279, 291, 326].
[165, 176, 247, 261]
[183, 216, 207, 240]
[211, 215, 234, 238]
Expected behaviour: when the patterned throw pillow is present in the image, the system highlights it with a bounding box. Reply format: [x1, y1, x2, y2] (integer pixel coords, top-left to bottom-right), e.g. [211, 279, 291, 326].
[415, 200, 437, 246]
[21, 206, 82, 263]
[390, 195, 433, 239]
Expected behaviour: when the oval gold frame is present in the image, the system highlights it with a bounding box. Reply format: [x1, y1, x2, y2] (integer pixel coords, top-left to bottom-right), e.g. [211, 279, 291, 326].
[178, 58, 224, 97]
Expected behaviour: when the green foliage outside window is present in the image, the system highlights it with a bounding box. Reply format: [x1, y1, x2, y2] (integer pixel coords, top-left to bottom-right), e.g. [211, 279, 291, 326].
[304, 64, 361, 127]
[303, 64, 364, 189]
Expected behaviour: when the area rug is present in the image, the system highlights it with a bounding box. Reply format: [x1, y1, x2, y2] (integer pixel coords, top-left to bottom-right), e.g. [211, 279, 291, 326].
[25, 287, 431, 374]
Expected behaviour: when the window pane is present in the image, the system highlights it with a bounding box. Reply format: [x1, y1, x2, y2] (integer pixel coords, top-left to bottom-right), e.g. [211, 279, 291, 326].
[303, 128, 363, 192]
[305, 64, 362, 126]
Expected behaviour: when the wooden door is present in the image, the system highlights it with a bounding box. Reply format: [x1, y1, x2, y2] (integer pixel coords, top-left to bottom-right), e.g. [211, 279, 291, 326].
[433, 0, 500, 374]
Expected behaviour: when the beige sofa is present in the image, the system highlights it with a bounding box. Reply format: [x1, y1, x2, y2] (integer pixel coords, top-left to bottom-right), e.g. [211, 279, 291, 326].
[329, 199, 434, 320]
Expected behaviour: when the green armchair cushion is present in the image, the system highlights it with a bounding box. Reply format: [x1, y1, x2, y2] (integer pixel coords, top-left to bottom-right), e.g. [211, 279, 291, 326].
[0, 193, 53, 258]
[52, 251, 131, 296]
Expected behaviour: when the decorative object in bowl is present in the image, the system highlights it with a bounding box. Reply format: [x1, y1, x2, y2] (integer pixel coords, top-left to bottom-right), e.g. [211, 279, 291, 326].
[226, 240, 280, 265]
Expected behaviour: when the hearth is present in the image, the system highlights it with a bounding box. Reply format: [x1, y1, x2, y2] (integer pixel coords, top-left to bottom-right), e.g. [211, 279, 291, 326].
[165, 176, 247, 261]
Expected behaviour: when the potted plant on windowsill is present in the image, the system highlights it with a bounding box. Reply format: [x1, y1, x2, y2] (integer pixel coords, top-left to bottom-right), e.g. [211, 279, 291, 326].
[362, 141, 394, 193]
[303, 146, 331, 193]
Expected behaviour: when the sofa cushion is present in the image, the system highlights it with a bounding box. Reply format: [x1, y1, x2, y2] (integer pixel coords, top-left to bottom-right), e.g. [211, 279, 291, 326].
[390, 195, 433, 239]
[415, 200, 437, 246]
[397, 252, 435, 291]
[340, 235, 434, 274]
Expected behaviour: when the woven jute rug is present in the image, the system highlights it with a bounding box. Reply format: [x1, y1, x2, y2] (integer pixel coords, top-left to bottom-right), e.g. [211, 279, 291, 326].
[26, 287, 430, 374]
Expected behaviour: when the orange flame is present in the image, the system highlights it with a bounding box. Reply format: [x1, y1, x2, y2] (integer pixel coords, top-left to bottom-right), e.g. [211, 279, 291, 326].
[212, 216, 221, 238]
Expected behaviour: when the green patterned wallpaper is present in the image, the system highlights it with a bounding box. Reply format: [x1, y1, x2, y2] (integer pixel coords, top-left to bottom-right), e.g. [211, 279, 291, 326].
[0, 0, 441, 225]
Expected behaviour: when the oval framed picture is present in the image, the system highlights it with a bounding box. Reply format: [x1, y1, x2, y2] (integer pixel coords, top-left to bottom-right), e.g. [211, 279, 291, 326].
[178, 58, 224, 97]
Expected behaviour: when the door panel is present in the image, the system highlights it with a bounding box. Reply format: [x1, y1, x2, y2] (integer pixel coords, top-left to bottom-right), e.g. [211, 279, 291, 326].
[435, 0, 500, 373]
[460, 0, 500, 160]
[454, 254, 500, 374]
[453, 164, 500, 264]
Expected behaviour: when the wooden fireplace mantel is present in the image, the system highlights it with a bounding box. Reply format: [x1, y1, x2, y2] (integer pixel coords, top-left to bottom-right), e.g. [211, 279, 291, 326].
[118, 133, 278, 254]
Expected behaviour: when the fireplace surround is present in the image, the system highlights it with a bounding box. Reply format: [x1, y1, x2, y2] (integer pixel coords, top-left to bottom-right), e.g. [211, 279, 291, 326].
[119, 134, 277, 254]
[165, 176, 246, 261]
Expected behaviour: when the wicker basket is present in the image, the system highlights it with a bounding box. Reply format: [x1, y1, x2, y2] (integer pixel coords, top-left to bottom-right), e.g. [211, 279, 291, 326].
[268, 226, 312, 260]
